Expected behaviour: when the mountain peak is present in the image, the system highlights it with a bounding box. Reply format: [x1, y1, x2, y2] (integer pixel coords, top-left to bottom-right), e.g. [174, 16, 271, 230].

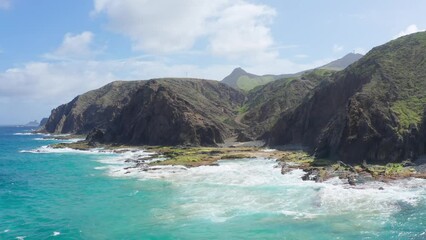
[320, 52, 364, 71]
[221, 67, 259, 90]
[231, 67, 247, 75]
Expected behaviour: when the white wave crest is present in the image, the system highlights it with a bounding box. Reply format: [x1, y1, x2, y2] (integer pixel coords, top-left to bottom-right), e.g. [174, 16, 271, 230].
[20, 145, 113, 154]
[120, 158, 425, 224]
[13, 132, 45, 136]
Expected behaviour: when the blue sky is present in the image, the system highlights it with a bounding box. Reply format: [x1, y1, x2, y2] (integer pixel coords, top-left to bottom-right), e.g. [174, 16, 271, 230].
[0, 0, 425, 124]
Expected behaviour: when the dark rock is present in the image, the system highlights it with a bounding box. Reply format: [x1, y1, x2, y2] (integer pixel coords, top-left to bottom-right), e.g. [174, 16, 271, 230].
[39, 118, 48, 128]
[268, 32, 426, 165]
[106, 79, 245, 146]
[338, 161, 357, 173]
[281, 163, 292, 174]
[86, 128, 105, 145]
[302, 169, 322, 182]
[44, 78, 245, 146]
[44, 81, 146, 134]
[347, 175, 356, 186]
[236, 131, 253, 142]
[243, 69, 334, 137]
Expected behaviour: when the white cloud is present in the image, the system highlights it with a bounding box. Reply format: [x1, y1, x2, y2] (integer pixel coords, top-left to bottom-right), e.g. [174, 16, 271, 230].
[0, 54, 331, 105]
[44, 31, 97, 60]
[207, 2, 276, 61]
[333, 44, 344, 53]
[0, 61, 115, 102]
[92, 0, 276, 61]
[0, 0, 11, 9]
[394, 24, 425, 39]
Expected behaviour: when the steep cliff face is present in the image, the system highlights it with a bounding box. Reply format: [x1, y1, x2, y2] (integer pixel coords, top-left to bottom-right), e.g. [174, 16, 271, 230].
[44, 81, 145, 134]
[44, 78, 245, 146]
[103, 79, 245, 146]
[242, 69, 335, 137]
[268, 32, 426, 164]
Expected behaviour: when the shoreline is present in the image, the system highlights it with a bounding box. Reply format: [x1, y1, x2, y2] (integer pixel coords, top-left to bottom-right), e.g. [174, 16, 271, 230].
[47, 137, 426, 184]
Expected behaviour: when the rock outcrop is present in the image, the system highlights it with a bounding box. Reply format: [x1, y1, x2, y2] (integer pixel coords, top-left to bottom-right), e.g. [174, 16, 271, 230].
[44, 81, 145, 134]
[268, 32, 426, 164]
[45, 78, 245, 146]
[43, 32, 426, 164]
[243, 69, 335, 137]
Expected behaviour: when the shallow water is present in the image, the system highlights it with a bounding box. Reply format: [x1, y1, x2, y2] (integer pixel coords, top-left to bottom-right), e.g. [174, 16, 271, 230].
[1, 126, 425, 239]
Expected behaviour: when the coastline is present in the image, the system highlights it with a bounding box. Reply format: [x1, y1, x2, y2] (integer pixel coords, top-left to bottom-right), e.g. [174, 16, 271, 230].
[47, 135, 426, 184]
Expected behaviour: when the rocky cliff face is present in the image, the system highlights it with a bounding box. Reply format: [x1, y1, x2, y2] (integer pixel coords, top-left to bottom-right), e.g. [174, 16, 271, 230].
[103, 79, 245, 146]
[242, 69, 335, 137]
[44, 78, 245, 146]
[268, 32, 426, 164]
[44, 81, 145, 134]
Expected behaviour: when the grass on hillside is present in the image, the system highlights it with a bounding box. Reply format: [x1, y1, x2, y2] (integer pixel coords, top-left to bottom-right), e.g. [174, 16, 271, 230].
[391, 97, 426, 130]
[237, 75, 275, 91]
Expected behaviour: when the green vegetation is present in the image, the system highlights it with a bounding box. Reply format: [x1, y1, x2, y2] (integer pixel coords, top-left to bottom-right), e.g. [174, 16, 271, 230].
[236, 75, 276, 91]
[363, 163, 414, 178]
[148, 146, 255, 167]
[51, 141, 93, 150]
[238, 104, 249, 114]
[278, 151, 314, 165]
[391, 97, 426, 130]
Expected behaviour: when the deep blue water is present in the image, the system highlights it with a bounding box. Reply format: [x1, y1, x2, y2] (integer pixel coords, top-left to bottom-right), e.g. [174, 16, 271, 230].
[0, 126, 425, 239]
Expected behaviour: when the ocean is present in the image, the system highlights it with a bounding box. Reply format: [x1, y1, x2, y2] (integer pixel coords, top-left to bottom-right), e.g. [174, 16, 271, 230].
[0, 126, 425, 239]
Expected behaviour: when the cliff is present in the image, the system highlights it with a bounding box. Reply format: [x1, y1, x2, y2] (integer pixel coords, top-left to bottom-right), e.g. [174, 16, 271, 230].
[242, 69, 335, 137]
[268, 32, 426, 164]
[44, 78, 245, 146]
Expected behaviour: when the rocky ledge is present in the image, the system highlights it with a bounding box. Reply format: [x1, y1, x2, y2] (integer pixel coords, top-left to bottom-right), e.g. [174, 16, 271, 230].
[50, 138, 426, 184]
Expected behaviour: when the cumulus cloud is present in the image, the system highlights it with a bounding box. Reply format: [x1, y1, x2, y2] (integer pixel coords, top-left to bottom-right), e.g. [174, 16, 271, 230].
[0, 0, 11, 9]
[0, 61, 115, 102]
[0, 54, 332, 124]
[0, 1, 335, 122]
[92, 0, 276, 61]
[207, 2, 276, 61]
[394, 24, 425, 39]
[44, 31, 97, 60]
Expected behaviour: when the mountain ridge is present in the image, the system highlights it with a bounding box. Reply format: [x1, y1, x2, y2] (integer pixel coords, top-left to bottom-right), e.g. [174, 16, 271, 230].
[221, 53, 363, 91]
[267, 32, 426, 164]
[41, 32, 426, 164]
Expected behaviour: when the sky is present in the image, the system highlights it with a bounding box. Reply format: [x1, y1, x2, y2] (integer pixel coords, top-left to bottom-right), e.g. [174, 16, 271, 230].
[0, 0, 425, 125]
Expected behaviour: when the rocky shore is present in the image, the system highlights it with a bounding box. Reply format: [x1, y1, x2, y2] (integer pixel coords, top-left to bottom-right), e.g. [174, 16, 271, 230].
[49, 136, 426, 185]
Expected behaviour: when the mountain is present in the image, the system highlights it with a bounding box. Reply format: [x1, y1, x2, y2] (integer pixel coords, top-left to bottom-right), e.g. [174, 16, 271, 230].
[44, 81, 146, 134]
[267, 32, 426, 164]
[43, 79, 245, 146]
[319, 53, 364, 71]
[38, 118, 48, 128]
[241, 69, 335, 137]
[221, 67, 293, 91]
[42, 32, 426, 164]
[222, 53, 362, 92]
[24, 120, 40, 127]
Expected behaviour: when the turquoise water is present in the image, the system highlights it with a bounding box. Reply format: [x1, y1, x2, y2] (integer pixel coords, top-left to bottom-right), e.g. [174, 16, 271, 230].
[1, 126, 425, 239]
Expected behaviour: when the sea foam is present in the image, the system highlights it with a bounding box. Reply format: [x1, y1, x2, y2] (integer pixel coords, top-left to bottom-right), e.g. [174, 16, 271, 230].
[21, 141, 426, 226]
[104, 157, 425, 224]
[20, 145, 112, 154]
